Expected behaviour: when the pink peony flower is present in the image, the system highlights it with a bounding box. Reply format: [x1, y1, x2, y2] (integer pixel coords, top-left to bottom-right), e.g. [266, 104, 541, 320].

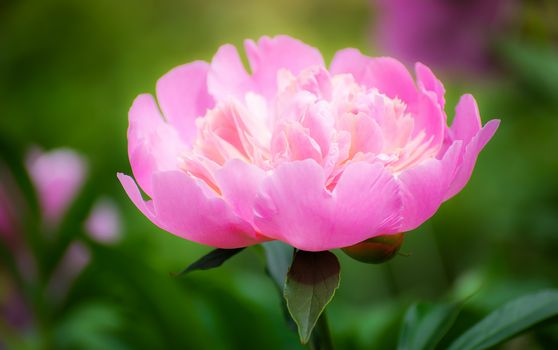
[26, 148, 87, 228]
[118, 35, 499, 252]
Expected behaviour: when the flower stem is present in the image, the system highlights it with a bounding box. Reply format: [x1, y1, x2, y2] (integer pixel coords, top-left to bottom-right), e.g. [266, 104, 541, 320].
[308, 311, 334, 350]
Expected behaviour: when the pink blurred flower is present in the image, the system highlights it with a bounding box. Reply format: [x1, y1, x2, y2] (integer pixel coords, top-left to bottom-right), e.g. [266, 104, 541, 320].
[26, 148, 87, 228]
[119, 35, 499, 252]
[0, 147, 123, 335]
[372, 0, 516, 73]
[85, 197, 122, 244]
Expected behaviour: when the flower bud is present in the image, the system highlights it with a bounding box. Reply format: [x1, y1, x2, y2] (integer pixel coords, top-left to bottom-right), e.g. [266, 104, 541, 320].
[342, 233, 404, 264]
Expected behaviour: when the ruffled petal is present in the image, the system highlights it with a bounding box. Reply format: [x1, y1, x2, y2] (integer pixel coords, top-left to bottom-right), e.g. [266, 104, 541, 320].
[444, 119, 500, 199]
[271, 122, 323, 164]
[254, 160, 401, 251]
[330, 49, 416, 103]
[127, 94, 185, 195]
[156, 61, 214, 144]
[398, 141, 462, 231]
[331, 49, 444, 148]
[244, 35, 325, 99]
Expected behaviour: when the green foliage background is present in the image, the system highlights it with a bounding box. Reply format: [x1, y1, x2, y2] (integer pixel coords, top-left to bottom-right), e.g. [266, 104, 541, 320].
[1, 0, 558, 348]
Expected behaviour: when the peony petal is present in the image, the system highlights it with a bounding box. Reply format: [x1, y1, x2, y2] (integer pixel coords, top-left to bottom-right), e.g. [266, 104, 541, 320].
[244, 35, 325, 99]
[444, 119, 500, 199]
[156, 61, 214, 144]
[271, 122, 323, 163]
[117, 173, 157, 222]
[398, 141, 462, 231]
[415, 62, 446, 109]
[300, 102, 334, 157]
[254, 160, 402, 251]
[118, 172, 263, 248]
[128, 94, 185, 195]
[254, 160, 333, 250]
[214, 159, 265, 225]
[450, 94, 482, 145]
[406, 89, 446, 149]
[151, 170, 262, 248]
[330, 49, 417, 103]
[349, 113, 384, 156]
[208, 44, 253, 100]
[331, 50, 445, 148]
[331, 162, 402, 245]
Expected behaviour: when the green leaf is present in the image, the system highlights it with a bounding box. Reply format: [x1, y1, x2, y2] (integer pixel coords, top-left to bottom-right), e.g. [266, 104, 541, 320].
[284, 250, 340, 344]
[173, 248, 245, 277]
[397, 302, 461, 350]
[448, 289, 558, 350]
[263, 241, 294, 289]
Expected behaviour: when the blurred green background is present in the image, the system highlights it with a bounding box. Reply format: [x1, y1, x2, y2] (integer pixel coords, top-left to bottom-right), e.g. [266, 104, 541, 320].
[1, 0, 558, 349]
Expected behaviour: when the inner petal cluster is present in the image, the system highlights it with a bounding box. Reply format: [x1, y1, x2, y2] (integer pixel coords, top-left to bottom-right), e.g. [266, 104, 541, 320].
[181, 66, 439, 192]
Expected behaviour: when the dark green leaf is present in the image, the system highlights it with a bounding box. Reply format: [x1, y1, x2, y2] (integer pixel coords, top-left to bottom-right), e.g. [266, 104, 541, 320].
[398, 302, 461, 350]
[173, 248, 245, 277]
[448, 289, 558, 350]
[284, 250, 340, 344]
[263, 241, 294, 289]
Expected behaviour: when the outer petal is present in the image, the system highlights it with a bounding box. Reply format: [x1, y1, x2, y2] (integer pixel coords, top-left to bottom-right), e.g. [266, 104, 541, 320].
[398, 141, 462, 231]
[128, 94, 185, 196]
[415, 62, 446, 109]
[118, 172, 263, 248]
[156, 61, 214, 145]
[331, 162, 402, 244]
[208, 44, 253, 100]
[117, 173, 157, 222]
[450, 94, 482, 145]
[254, 160, 401, 251]
[254, 160, 333, 250]
[244, 35, 325, 99]
[444, 119, 500, 199]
